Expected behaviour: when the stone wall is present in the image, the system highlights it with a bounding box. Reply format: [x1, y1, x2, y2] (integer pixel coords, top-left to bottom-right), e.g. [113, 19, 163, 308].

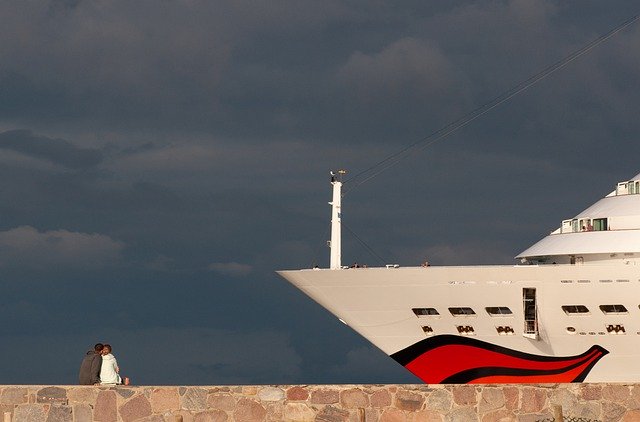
[0, 383, 639, 421]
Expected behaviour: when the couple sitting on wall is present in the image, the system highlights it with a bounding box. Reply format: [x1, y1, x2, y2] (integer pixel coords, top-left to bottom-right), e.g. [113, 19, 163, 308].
[78, 343, 126, 385]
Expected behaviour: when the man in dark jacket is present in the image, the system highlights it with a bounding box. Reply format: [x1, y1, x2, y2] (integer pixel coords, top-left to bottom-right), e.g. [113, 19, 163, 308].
[78, 343, 104, 385]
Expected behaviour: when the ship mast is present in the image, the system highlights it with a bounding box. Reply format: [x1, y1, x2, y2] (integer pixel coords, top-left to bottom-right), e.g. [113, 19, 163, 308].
[329, 170, 346, 269]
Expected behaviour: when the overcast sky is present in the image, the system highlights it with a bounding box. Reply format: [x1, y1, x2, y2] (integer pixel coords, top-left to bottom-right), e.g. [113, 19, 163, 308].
[1, 0, 639, 385]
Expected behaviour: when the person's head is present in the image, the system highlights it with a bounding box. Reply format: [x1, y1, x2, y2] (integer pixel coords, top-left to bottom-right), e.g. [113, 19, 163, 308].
[102, 344, 112, 355]
[94, 343, 104, 353]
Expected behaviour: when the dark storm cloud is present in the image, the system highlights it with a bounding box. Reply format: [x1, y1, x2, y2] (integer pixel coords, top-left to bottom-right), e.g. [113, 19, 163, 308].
[0, 1, 231, 128]
[0, 0, 639, 385]
[0, 130, 102, 169]
[0, 0, 360, 133]
[0, 0, 636, 146]
[0, 226, 123, 270]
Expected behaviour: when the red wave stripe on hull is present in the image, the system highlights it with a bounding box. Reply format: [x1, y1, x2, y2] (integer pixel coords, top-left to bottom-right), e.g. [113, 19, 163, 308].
[390, 335, 608, 384]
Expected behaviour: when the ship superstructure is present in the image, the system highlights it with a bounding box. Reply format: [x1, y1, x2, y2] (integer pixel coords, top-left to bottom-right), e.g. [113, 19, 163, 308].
[278, 172, 640, 383]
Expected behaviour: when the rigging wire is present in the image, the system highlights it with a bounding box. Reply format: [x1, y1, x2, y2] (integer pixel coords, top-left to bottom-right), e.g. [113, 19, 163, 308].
[343, 223, 387, 265]
[344, 13, 640, 194]
[327, 13, 639, 265]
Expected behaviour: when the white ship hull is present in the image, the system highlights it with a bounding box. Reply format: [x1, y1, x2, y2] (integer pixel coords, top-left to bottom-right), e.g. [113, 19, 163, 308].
[279, 171, 640, 383]
[279, 264, 640, 383]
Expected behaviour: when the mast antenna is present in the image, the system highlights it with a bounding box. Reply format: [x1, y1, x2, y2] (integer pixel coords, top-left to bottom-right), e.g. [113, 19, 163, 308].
[329, 170, 346, 269]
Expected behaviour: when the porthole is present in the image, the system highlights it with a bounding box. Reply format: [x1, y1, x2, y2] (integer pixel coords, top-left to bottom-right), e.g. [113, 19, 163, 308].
[606, 324, 626, 334]
[496, 326, 515, 335]
[562, 305, 590, 315]
[421, 326, 434, 336]
[600, 304, 628, 314]
[456, 325, 475, 335]
[566, 327, 576, 334]
[412, 308, 439, 317]
[486, 306, 513, 316]
[449, 307, 476, 316]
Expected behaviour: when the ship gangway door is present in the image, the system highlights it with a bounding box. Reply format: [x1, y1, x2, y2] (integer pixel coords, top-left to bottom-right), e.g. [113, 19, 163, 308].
[522, 287, 539, 340]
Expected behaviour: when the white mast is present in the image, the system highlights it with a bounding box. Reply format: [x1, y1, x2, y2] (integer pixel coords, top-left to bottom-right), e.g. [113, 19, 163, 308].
[329, 170, 346, 269]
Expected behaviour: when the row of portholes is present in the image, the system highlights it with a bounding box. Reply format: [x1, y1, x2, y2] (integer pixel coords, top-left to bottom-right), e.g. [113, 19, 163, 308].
[566, 324, 627, 335]
[563, 304, 629, 315]
[560, 279, 631, 283]
[414, 304, 630, 317]
[413, 306, 512, 317]
[422, 323, 632, 336]
[421, 325, 515, 336]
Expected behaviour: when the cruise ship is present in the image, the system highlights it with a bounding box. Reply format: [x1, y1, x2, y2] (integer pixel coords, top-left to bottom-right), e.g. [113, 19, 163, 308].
[278, 171, 640, 383]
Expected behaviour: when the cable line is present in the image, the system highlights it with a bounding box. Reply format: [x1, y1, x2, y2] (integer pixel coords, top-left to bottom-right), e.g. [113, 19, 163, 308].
[344, 13, 640, 193]
[343, 223, 387, 265]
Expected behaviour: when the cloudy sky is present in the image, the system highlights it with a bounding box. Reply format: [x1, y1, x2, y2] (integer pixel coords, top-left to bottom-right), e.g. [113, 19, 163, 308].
[1, 0, 639, 385]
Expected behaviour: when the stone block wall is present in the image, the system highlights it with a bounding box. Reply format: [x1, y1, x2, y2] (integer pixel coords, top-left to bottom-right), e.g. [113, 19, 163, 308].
[0, 383, 639, 421]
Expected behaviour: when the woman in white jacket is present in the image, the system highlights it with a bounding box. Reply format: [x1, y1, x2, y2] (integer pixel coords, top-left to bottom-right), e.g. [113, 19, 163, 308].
[100, 344, 122, 385]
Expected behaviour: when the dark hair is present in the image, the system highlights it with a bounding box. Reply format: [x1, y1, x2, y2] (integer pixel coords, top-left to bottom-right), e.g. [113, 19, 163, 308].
[94, 343, 104, 352]
[103, 344, 112, 353]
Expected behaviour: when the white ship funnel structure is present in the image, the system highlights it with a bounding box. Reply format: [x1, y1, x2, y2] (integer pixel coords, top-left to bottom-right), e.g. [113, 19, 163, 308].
[517, 172, 640, 265]
[329, 170, 346, 269]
